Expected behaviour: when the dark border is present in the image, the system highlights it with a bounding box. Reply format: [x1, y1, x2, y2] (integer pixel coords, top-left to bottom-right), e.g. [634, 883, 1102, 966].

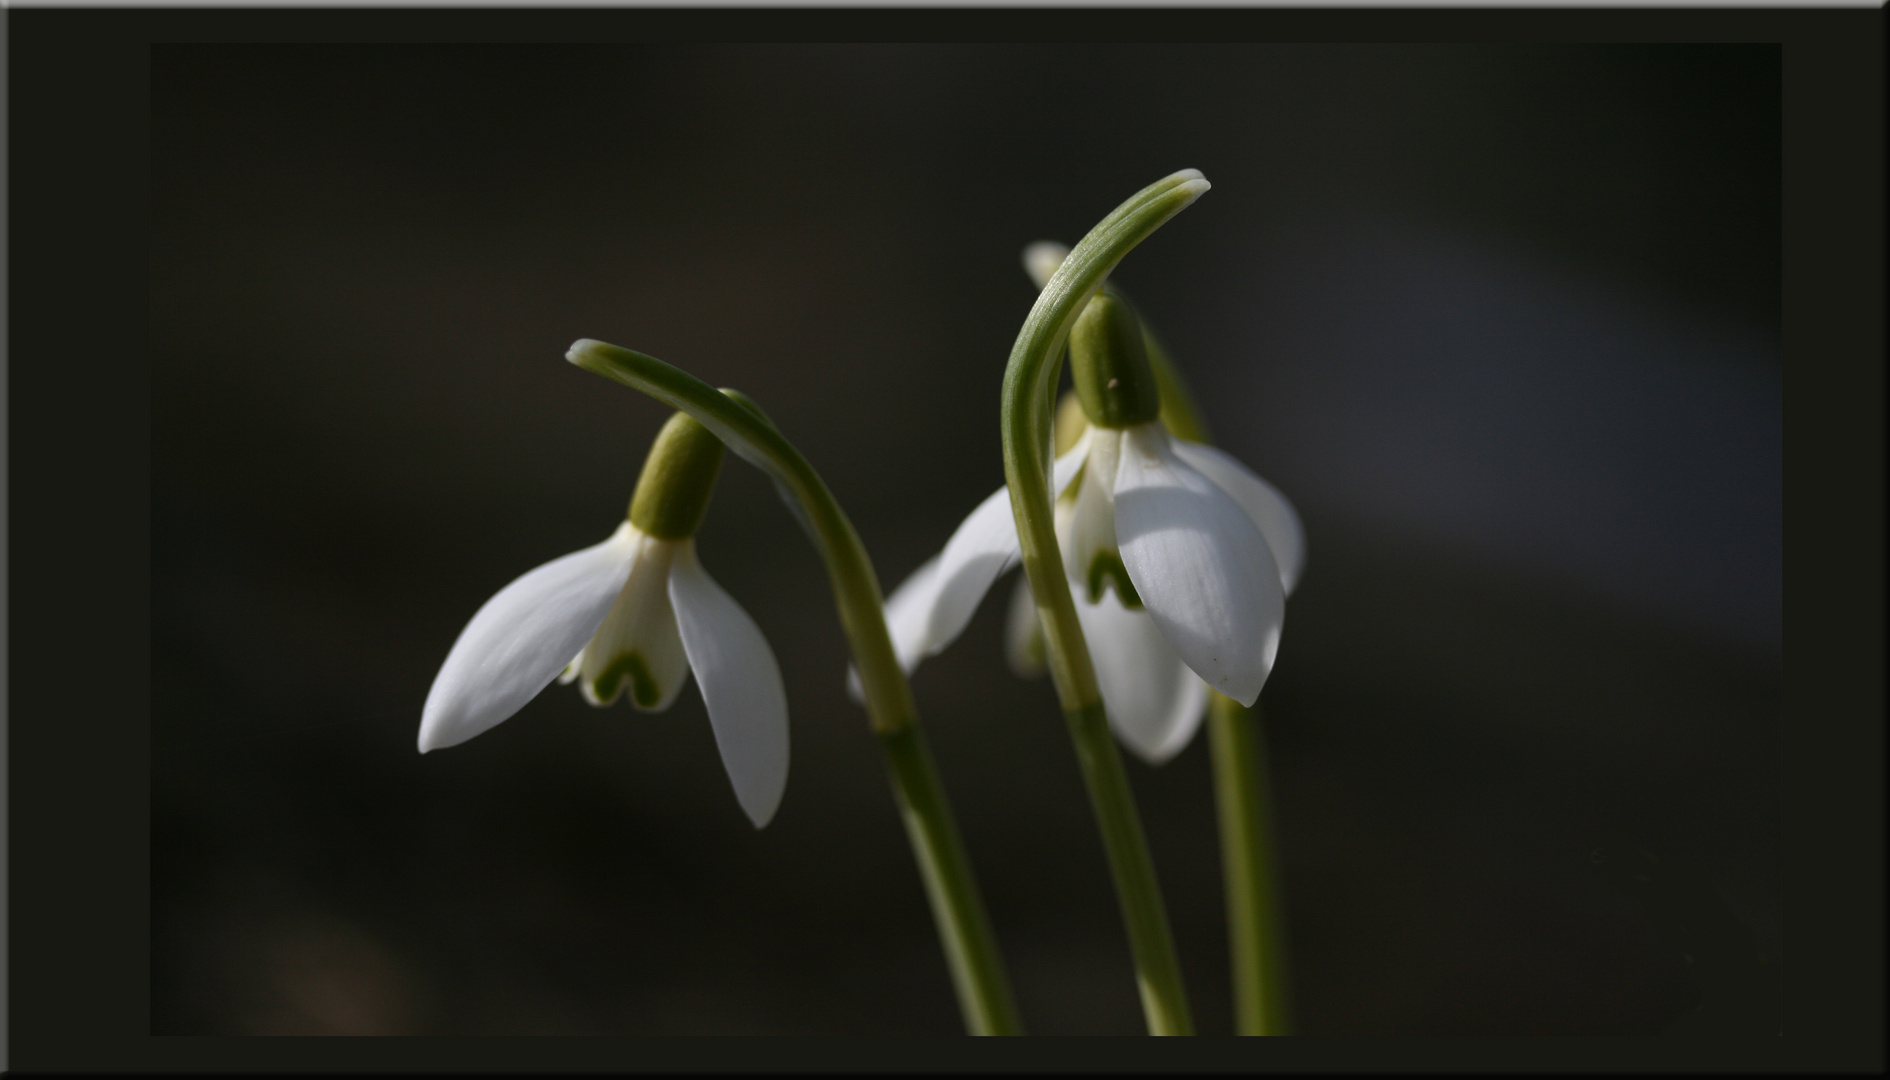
[8, 5, 1880, 1074]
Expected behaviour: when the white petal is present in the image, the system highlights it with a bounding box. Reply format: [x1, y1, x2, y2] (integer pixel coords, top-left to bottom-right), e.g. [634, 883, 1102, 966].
[918, 432, 1093, 659]
[1113, 424, 1285, 707]
[1170, 440, 1306, 596]
[1003, 570, 1047, 678]
[846, 553, 940, 703]
[1061, 428, 1123, 600]
[884, 554, 944, 672]
[576, 536, 690, 712]
[668, 542, 789, 829]
[420, 524, 640, 753]
[1052, 428, 1095, 498]
[1074, 590, 1211, 764]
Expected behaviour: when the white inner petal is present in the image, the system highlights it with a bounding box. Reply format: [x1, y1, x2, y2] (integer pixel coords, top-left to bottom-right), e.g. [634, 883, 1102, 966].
[419, 523, 642, 753]
[1074, 589, 1210, 765]
[668, 542, 790, 830]
[1063, 428, 1128, 603]
[1113, 423, 1285, 707]
[577, 533, 690, 711]
[1003, 570, 1047, 678]
[1170, 439, 1306, 596]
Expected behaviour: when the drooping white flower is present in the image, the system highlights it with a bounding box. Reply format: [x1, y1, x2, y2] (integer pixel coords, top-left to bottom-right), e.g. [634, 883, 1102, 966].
[881, 422, 1301, 763]
[878, 284, 1303, 765]
[420, 415, 788, 828]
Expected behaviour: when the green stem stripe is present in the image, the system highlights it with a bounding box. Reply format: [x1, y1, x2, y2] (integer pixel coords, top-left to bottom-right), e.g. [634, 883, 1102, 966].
[999, 170, 1210, 1036]
[568, 340, 1022, 1036]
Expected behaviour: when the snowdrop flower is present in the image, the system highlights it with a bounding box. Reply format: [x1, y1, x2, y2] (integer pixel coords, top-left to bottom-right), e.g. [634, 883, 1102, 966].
[421, 410, 788, 828]
[882, 291, 1303, 764]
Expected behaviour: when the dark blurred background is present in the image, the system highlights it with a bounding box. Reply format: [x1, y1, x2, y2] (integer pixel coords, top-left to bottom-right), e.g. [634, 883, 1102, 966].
[152, 44, 1779, 1036]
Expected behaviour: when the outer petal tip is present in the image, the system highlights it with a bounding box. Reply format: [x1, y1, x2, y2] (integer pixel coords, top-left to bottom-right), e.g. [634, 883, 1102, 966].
[1074, 592, 1209, 764]
[668, 545, 790, 830]
[920, 485, 1024, 657]
[882, 554, 944, 672]
[419, 527, 640, 755]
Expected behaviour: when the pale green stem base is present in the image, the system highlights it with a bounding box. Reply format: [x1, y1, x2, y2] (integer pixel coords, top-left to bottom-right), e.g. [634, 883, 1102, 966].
[1066, 700, 1195, 1035]
[1208, 692, 1291, 1035]
[879, 724, 1023, 1035]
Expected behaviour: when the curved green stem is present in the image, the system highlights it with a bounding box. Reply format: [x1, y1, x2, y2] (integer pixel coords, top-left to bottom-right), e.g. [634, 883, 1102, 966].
[568, 339, 1022, 1036]
[1000, 170, 1210, 1035]
[1209, 692, 1292, 1035]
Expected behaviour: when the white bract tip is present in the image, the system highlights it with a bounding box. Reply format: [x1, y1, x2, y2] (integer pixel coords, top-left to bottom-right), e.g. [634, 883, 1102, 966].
[1023, 241, 1071, 290]
[565, 338, 606, 364]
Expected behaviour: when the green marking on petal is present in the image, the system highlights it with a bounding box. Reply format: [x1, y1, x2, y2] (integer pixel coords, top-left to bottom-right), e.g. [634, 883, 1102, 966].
[589, 651, 660, 708]
[1087, 551, 1144, 609]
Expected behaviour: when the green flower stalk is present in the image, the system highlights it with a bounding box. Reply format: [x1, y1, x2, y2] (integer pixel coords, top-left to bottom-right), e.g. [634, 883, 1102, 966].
[565, 340, 1022, 1036]
[1002, 170, 1211, 1035]
[1209, 692, 1292, 1035]
[860, 172, 1216, 1034]
[1038, 244, 1302, 1036]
